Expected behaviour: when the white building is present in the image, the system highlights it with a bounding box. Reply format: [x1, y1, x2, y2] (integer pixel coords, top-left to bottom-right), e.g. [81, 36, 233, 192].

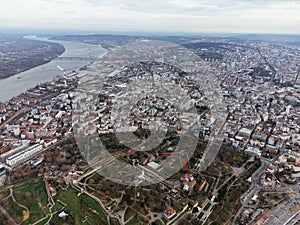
[245, 146, 262, 157]
[6, 144, 43, 168]
[0, 141, 29, 162]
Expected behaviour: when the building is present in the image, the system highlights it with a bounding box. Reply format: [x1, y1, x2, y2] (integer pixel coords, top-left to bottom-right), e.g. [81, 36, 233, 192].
[43, 138, 58, 148]
[48, 183, 57, 197]
[163, 207, 176, 220]
[0, 141, 29, 162]
[147, 161, 160, 170]
[181, 173, 196, 192]
[31, 155, 45, 167]
[58, 211, 68, 219]
[245, 146, 262, 157]
[6, 144, 43, 167]
[239, 127, 252, 136]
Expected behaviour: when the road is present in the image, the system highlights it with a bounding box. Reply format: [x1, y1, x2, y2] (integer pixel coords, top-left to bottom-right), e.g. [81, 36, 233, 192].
[0, 110, 27, 130]
[77, 186, 117, 223]
[256, 47, 277, 82]
[75, 151, 126, 183]
[194, 112, 227, 172]
[212, 157, 254, 198]
[264, 193, 300, 225]
[285, 211, 300, 225]
[232, 154, 283, 224]
[44, 179, 56, 225]
[10, 187, 30, 222]
[232, 159, 267, 224]
[294, 65, 300, 86]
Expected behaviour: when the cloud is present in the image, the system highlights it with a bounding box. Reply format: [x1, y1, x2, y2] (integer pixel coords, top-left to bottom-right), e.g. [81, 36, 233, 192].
[82, 0, 300, 14]
[0, 0, 299, 34]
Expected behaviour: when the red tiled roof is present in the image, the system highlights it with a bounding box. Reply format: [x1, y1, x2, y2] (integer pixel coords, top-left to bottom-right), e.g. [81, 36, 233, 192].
[164, 207, 176, 218]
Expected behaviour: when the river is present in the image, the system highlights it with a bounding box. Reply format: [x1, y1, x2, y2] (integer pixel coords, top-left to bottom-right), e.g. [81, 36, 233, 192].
[0, 35, 107, 102]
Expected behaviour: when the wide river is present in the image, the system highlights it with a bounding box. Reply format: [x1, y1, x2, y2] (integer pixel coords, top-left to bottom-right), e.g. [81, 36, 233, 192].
[0, 35, 107, 102]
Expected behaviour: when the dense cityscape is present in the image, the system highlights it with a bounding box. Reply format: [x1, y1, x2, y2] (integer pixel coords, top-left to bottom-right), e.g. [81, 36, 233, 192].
[0, 33, 299, 225]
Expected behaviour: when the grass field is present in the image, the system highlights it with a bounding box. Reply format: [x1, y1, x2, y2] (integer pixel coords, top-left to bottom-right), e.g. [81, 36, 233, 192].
[1, 196, 24, 223]
[126, 214, 147, 225]
[2, 178, 110, 225]
[124, 207, 136, 222]
[52, 187, 109, 225]
[198, 212, 204, 219]
[207, 159, 261, 224]
[203, 203, 211, 211]
[0, 188, 10, 198]
[13, 177, 48, 224]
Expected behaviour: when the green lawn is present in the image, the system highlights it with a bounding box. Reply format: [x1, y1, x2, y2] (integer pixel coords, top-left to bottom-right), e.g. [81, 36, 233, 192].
[153, 220, 164, 225]
[124, 207, 136, 222]
[13, 177, 48, 224]
[4, 180, 111, 225]
[89, 172, 105, 182]
[0, 188, 10, 198]
[207, 159, 261, 224]
[53, 187, 109, 225]
[198, 212, 204, 219]
[110, 218, 121, 225]
[126, 215, 147, 225]
[34, 217, 49, 225]
[1, 196, 23, 223]
[203, 203, 211, 211]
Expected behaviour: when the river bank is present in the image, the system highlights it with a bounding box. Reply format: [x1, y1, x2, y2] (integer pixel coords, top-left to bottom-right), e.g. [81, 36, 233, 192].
[0, 36, 65, 79]
[0, 35, 106, 102]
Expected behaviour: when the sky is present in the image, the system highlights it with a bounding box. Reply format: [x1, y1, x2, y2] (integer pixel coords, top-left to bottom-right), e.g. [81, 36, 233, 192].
[0, 0, 299, 34]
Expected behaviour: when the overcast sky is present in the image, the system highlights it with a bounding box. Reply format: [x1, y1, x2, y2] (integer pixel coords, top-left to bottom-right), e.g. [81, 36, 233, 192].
[0, 0, 299, 34]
